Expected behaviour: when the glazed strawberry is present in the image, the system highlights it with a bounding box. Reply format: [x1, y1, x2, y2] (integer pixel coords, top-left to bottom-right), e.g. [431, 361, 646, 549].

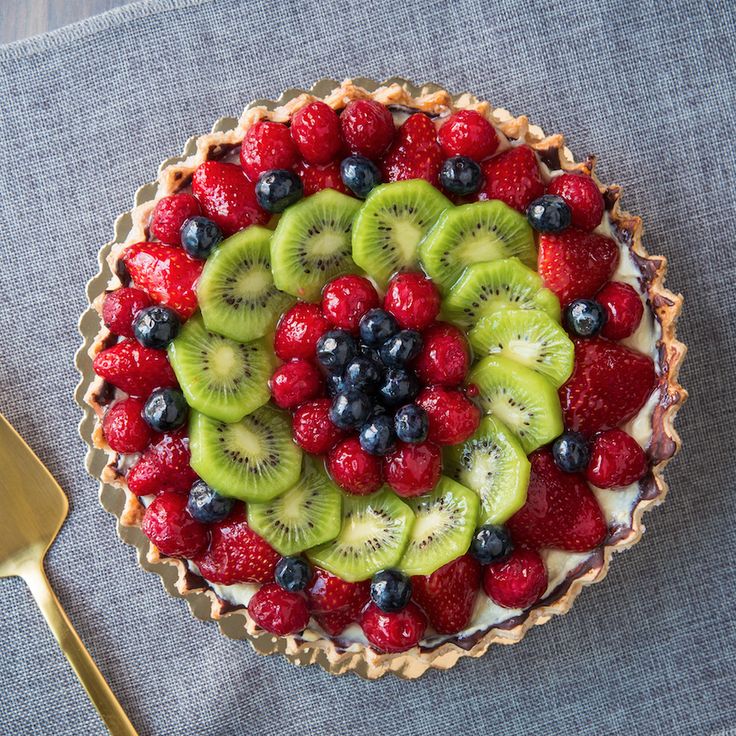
[102, 397, 151, 453]
[306, 567, 370, 615]
[411, 555, 480, 634]
[141, 491, 209, 557]
[101, 287, 152, 338]
[294, 160, 349, 195]
[270, 359, 324, 409]
[274, 302, 331, 361]
[383, 441, 442, 496]
[560, 338, 657, 435]
[122, 241, 203, 319]
[384, 272, 441, 330]
[321, 275, 379, 332]
[191, 161, 268, 236]
[327, 437, 383, 495]
[547, 172, 605, 231]
[414, 322, 470, 386]
[290, 101, 342, 165]
[340, 99, 395, 160]
[587, 429, 648, 488]
[360, 602, 427, 653]
[507, 449, 607, 551]
[477, 146, 544, 212]
[483, 548, 547, 609]
[149, 194, 202, 245]
[93, 339, 177, 397]
[597, 281, 644, 340]
[438, 109, 499, 161]
[194, 506, 280, 584]
[239, 120, 299, 180]
[126, 430, 198, 496]
[537, 229, 619, 307]
[382, 113, 443, 185]
[292, 399, 345, 455]
[315, 609, 354, 636]
[248, 583, 310, 635]
[416, 386, 481, 446]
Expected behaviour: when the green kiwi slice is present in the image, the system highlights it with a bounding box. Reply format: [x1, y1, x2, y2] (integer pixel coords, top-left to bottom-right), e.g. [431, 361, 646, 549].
[197, 226, 294, 343]
[445, 416, 531, 525]
[351, 180, 451, 285]
[468, 355, 564, 454]
[442, 257, 561, 328]
[468, 309, 575, 387]
[307, 488, 415, 583]
[419, 200, 536, 293]
[247, 459, 343, 556]
[189, 406, 302, 502]
[398, 476, 479, 577]
[270, 188, 361, 301]
[167, 314, 272, 423]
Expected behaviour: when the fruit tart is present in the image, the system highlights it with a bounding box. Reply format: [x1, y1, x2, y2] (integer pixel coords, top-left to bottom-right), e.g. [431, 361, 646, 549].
[77, 78, 686, 679]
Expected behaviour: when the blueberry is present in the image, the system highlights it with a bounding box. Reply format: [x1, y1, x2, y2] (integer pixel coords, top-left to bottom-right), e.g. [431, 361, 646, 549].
[329, 390, 372, 430]
[439, 156, 483, 195]
[359, 414, 396, 456]
[343, 356, 382, 392]
[379, 367, 420, 407]
[187, 479, 233, 523]
[359, 343, 383, 366]
[326, 372, 346, 397]
[143, 387, 188, 432]
[133, 305, 180, 349]
[274, 556, 312, 592]
[379, 329, 423, 366]
[340, 155, 382, 198]
[180, 215, 223, 259]
[255, 169, 303, 213]
[394, 404, 429, 443]
[359, 308, 399, 347]
[370, 569, 412, 613]
[527, 194, 572, 234]
[469, 525, 514, 565]
[565, 299, 606, 338]
[552, 432, 590, 473]
[316, 330, 356, 373]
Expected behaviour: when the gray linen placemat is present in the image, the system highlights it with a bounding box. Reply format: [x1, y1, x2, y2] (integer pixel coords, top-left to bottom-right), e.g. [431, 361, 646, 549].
[1, 0, 734, 733]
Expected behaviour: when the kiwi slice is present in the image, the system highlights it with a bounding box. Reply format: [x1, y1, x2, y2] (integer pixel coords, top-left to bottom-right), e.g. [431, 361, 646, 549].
[248, 459, 342, 556]
[189, 406, 302, 502]
[197, 226, 294, 343]
[442, 257, 561, 328]
[270, 189, 362, 301]
[398, 476, 479, 577]
[420, 200, 536, 293]
[468, 355, 564, 454]
[167, 314, 272, 423]
[446, 416, 531, 525]
[468, 309, 575, 388]
[352, 180, 451, 285]
[307, 488, 415, 583]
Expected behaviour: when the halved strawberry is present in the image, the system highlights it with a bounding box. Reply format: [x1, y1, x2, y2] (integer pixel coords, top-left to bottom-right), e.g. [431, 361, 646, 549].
[476, 146, 544, 212]
[126, 430, 198, 496]
[382, 113, 443, 185]
[93, 338, 177, 397]
[305, 567, 370, 616]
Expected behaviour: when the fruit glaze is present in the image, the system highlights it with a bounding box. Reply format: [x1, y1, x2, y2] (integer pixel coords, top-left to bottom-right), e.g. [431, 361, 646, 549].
[80, 78, 686, 679]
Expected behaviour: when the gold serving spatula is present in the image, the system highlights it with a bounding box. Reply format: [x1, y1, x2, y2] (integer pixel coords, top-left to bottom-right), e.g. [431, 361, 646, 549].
[0, 413, 137, 735]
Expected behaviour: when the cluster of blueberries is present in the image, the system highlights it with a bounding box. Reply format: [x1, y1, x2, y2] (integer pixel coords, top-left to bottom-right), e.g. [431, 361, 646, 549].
[316, 308, 429, 456]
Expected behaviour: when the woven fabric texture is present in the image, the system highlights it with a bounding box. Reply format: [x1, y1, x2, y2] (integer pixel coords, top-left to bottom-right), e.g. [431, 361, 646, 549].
[0, 0, 734, 734]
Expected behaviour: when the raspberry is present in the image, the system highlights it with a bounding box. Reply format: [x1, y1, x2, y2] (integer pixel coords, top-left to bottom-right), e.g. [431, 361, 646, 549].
[382, 113, 443, 185]
[321, 275, 379, 332]
[483, 548, 548, 609]
[248, 583, 310, 635]
[292, 399, 345, 454]
[295, 160, 349, 195]
[477, 146, 544, 213]
[306, 567, 370, 615]
[383, 272, 441, 330]
[383, 441, 442, 497]
[93, 339, 177, 397]
[438, 110, 499, 161]
[327, 437, 383, 495]
[126, 430, 198, 496]
[340, 99, 395, 160]
[596, 281, 644, 340]
[547, 172, 605, 231]
[414, 322, 470, 386]
[102, 397, 152, 453]
[149, 194, 202, 245]
[360, 601, 427, 652]
[270, 359, 324, 409]
[141, 492, 209, 557]
[586, 429, 648, 488]
[240, 121, 299, 180]
[290, 101, 343, 165]
[274, 302, 331, 361]
[101, 287, 152, 338]
[416, 386, 481, 446]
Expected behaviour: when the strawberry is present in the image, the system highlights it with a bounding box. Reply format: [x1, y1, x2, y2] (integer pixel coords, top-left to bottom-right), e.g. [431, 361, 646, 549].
[102, 287, 152, 337]
[537, 229, 619, 307]
[546, 172, 605, 231]
[507, 449, 607, 551]
[559, 338, 657, 436]
[411, 555, 481, 634]
[360, 602, 427, 652]
[122, 242, 203, 319]
[596, 281, 644, 340]
[476, 146, 544, 212]
[586, 429, 648, 488]
[483, 548, 547, 609]
[149, 193, 202, 245]
[141, 492, 208, 557]
[126, 430, 198, 496]
[438, 110, 499, 161]
[294, 160, 350, 196]
[239, 120, 299, 180]
[315, 609, 354, 636]
[248, 583, 310, 635]
[305, 567, 370, 616]
[382, 113, 443, 185]
[93, 338, 177, 397]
